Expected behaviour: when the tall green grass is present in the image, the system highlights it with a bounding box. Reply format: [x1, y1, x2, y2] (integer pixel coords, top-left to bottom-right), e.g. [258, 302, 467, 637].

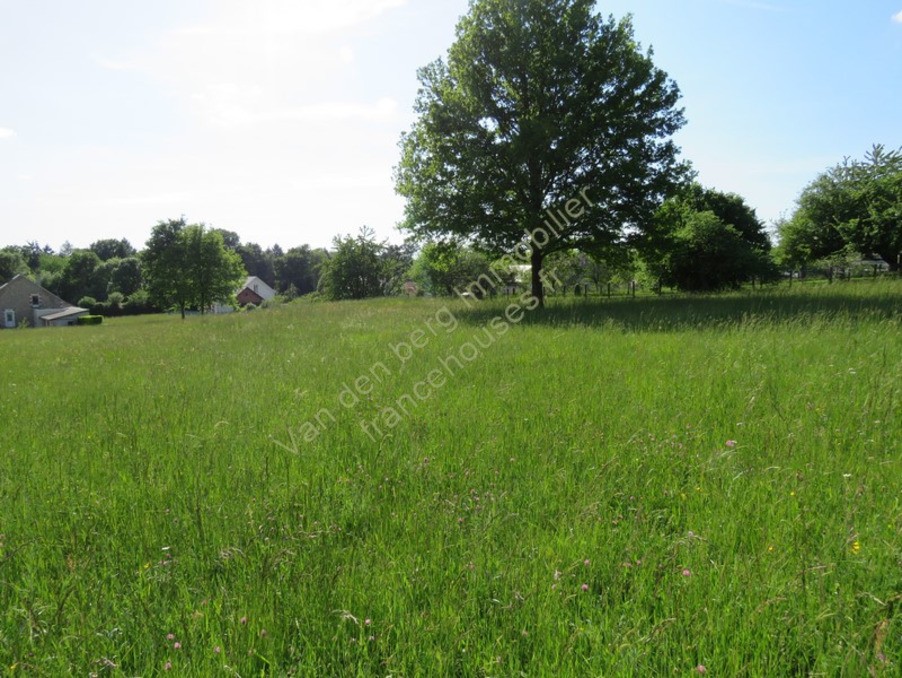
[0, 280, 899, 675]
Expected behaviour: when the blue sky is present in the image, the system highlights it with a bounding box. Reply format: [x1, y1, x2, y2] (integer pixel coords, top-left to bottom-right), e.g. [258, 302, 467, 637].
[1, 0, 900, 251]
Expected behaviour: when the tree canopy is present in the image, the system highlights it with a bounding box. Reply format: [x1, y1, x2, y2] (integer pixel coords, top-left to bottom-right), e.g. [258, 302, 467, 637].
[143, 219, 245, 318]
[318, 228, 414, 301]
[641, 184, 775, 291]
[395, 0, 688, 304]
[779, 145, 902, 271]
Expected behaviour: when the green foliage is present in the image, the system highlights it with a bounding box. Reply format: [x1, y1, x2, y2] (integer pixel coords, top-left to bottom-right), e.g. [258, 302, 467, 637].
[107, 291, 125, 311]
[396, 0, 688, 303]
[0, 248, 30, 283]
[184, 224, 246, 314]
[318, 228, 391, 301]
[143, 218, 192, 317]
[123, 289, 155, 315]
[77, 296, 97, 309]
[143, 219, 246, 318]
[89, 238, 136, 261]
[108, 257, 143, 297]
[274, 246, 327, 295]
[675, 184, 772, 251]
[409, 241, 493, 296]
[58, 249, 104, 302]
[643, 185, 776, 292]
[665, 212, 765, 291]
[37, 252, 67, 275]
[75, 314, 102, 325]
[781, 144, 902, 270]
[236, 243, 276, 288]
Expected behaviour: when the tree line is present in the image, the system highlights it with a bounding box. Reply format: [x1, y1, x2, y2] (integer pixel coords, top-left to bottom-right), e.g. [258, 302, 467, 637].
[0, 222, 332, 316]
[4, 0, 899, 312]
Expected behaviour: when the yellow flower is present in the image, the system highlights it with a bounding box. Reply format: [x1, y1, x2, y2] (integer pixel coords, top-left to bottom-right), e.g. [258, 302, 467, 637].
[767, 545, 775, 553]
[851, 540, 861, 554]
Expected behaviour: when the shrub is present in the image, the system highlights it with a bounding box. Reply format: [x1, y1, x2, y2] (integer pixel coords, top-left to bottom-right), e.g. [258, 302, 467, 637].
[78, 296, 98, 309]
[123, 290, 155, 316]
[77, 315, 103, 326]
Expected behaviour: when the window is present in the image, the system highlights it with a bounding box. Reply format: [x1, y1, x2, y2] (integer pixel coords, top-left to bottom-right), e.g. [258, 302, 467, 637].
[30, 294, 40, 306]
[3, 309, 14, 328]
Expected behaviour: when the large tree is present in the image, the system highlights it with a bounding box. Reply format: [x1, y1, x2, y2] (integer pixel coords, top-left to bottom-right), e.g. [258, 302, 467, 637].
[780, 145, 902, 271]
[395, 0, 687, 305]
[143, 219, 193, 318]
[318, 228, 386, 301]
[143, 219, 245, 318]
[274, 245, 327, 296]
[641, 184, 776, 291]
[108, 257, 143, 298]
[58, 249, 104, 302]
[184, 225, 246, 314]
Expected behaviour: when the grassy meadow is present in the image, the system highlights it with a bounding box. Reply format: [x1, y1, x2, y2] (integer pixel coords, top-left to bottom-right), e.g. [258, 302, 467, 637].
[0, 280, 900, 675]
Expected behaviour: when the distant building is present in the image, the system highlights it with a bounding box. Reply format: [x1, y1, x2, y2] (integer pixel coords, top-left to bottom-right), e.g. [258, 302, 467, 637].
[236, 276, 277, 307]
[0, 275, 87, 328]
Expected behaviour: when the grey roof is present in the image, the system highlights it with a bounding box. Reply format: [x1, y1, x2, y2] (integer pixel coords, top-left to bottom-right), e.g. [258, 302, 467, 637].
[41, 307, 88, 322]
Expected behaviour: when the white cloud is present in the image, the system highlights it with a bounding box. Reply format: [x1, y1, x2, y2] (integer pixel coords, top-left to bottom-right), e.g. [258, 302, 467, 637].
[892, 10, 902, 24]
[0, 128, 16, 139]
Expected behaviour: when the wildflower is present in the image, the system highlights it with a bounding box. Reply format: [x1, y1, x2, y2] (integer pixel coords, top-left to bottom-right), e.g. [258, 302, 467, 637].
[768, 545, 774, 553]
[173, 642, 181, 650]
[696, 665, 707, 674]
[581, 583, 589, 591]
[166, 633, 175, 641]
[553, 570, 562, 580]
[851, 540, 861, 554]
[240, 616, 248, 625]
[259, 629, 267, 638]
[583, 559, 590, 566]
[164, 661, 172, 671]
[364, 618, 371, 626]
[725, 440, 737, 448]
[682, 568, 692, 577]
[214, 646, 221, 654]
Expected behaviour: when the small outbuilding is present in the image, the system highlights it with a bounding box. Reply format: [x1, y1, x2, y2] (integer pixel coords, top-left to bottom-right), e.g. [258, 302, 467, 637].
[0, 275, 87, 328]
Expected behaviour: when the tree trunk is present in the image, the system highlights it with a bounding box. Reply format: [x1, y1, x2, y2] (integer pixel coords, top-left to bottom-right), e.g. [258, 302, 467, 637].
[530, 246, 545, 308]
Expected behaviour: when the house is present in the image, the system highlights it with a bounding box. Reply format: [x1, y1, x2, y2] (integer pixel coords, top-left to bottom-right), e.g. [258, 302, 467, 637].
[0, 275, 88, 328]
[236, 276, 277, 307]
